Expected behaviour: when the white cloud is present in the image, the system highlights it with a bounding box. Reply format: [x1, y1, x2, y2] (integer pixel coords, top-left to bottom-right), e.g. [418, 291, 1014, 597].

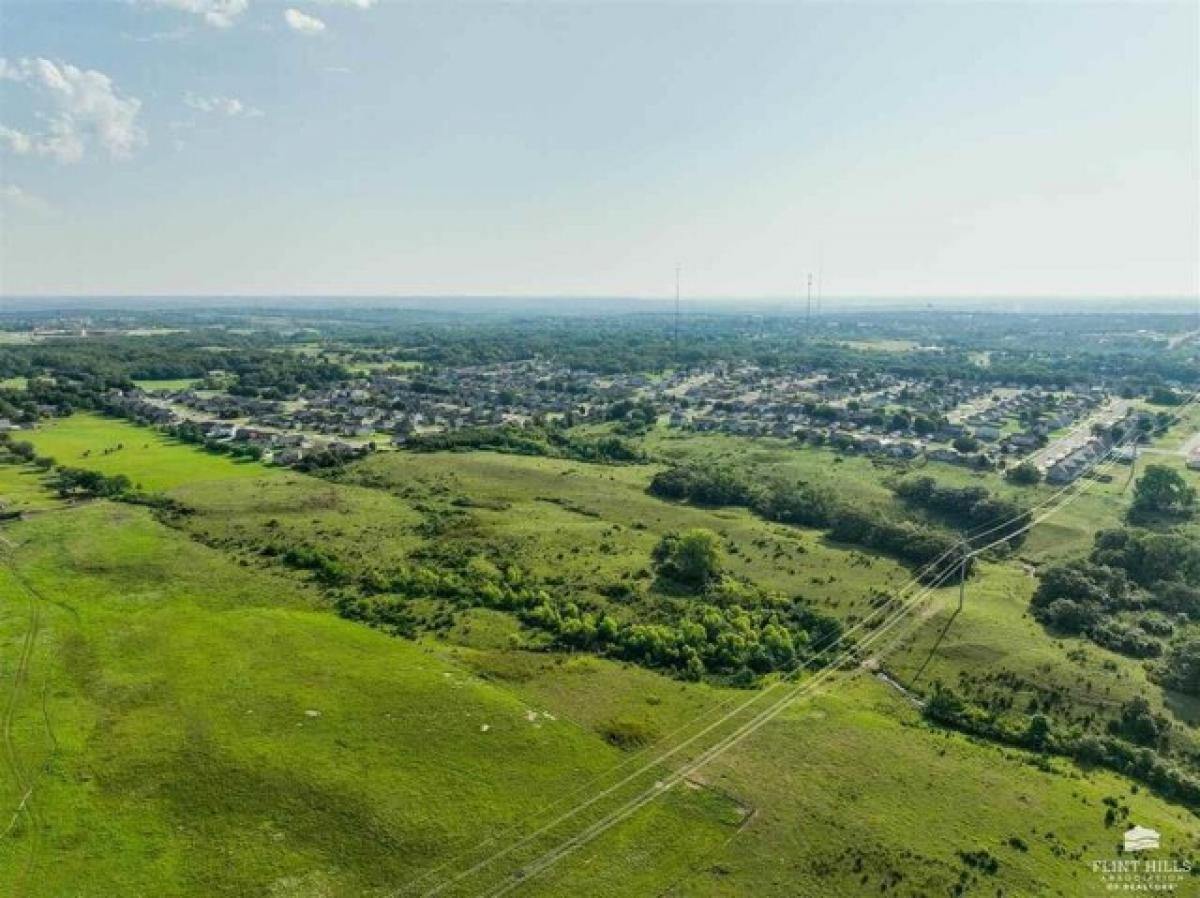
[135, 0, 249, 29]
[0, 183, 54, 215]
[0, 57, 145, 163]
[0, 125, 33, 155]
[313, 0, 377, 8]
[184, 92, 263, 117]
[284, 8, 326, 35]
[125, 26, 195, 43]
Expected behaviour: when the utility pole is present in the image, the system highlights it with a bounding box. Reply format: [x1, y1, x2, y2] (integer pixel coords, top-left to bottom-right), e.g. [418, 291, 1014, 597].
[957, 539, 969, 613]
[958, 554, 968, 613]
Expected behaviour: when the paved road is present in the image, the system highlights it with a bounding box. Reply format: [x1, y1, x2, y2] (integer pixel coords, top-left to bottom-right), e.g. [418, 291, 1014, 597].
[1028, 398, 1130, 470]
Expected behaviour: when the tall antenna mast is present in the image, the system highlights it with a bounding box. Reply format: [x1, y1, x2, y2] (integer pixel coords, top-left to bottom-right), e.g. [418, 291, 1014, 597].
[806, 272, 813, 336]
[674, 264, 681, 358]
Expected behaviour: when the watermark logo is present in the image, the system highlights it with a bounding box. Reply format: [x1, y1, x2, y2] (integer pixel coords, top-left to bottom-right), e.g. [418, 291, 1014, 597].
[1123, 825, 1160, 853]
[1089, 825, 1191, 893]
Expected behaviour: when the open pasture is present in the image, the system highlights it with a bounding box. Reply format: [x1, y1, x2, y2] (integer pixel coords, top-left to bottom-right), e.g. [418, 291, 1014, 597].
[23, 413, 275, 492]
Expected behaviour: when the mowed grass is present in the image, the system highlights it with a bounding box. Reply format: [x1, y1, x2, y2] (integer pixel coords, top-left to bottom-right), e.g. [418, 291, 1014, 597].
[23, 413, 275, 491]
[0, 502, 739, 898]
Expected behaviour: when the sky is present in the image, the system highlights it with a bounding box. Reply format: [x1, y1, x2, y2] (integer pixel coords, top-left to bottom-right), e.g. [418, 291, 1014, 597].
[0, 0, 1197, 301]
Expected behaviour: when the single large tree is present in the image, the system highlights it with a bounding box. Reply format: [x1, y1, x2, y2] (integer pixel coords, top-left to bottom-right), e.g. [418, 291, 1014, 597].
[1132, 464, 1197, 519]
[653, 528, 723, 590]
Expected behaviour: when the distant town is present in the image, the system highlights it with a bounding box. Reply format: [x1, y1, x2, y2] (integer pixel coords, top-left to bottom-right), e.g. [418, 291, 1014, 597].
[14, 357, 1186, 482]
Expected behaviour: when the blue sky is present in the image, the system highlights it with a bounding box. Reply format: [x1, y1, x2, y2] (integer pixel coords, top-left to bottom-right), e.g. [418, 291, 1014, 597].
[1, 1, 1196, 300]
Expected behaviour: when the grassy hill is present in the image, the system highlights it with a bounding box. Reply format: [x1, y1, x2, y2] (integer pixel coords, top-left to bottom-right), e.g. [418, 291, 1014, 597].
[4, 412, 1199, 896]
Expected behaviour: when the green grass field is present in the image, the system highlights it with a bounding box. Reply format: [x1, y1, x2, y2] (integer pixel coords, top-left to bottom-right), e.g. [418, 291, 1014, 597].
[23, 413, 275, 491]
[0, 502, 739, 897]
[0, 464, 59, 513]
[3, 413, 1199, 897]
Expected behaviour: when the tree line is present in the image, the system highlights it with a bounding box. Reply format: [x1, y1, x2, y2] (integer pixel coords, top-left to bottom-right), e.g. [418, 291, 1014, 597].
[647, 464, 1000, 582]
[403, 424, 645, 464]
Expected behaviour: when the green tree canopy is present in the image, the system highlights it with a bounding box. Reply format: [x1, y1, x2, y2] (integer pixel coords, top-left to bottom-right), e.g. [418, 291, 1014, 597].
[653, 528, 723, 590]
[1132, 465, 1197, 519]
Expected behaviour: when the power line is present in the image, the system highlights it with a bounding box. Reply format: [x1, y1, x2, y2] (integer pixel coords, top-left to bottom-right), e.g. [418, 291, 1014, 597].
[476, 393, 1200, 897]
[410, 391, 1200, 898]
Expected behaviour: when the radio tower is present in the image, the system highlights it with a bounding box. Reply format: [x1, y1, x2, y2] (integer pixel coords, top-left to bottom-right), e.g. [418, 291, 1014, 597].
[806, 272, 813, 337]
[674, 264, 681, 358]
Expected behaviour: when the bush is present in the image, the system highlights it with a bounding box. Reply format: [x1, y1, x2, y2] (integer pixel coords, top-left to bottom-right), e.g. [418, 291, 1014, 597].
[1089, 620, 1161, 658]
[1109, 697, 1170, 749]
[1007, 461, 1042, 485]
[649, 465, 757, 507]
[1158, 638, 1200, 697]
[599, 718, 658, 750]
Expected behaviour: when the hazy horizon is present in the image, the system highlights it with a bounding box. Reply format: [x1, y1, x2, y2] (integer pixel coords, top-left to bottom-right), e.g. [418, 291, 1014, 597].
[2, 1, 1198, 300]
[3, 293, 1198, 318]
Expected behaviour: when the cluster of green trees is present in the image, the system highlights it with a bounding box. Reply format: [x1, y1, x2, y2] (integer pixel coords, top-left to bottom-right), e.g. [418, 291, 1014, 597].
[278, 526, 837, 682]
[0, 335, 348, 401]
[50, 467, 134, 499]
[404, 424, 645, 463]
[893, 476, 1030, 548]
[649, 464, 968, 580]
[339, 309, 1200, 387]
[0, 436, 38, 463]
[0, 374, 123, 424]
[1148, 386, 1188, 406]
[536, 590, 823, 683]
[603, 398, 660, 434]
[1032, 528, 1200, 660]
[924, 685, 1200, 811]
